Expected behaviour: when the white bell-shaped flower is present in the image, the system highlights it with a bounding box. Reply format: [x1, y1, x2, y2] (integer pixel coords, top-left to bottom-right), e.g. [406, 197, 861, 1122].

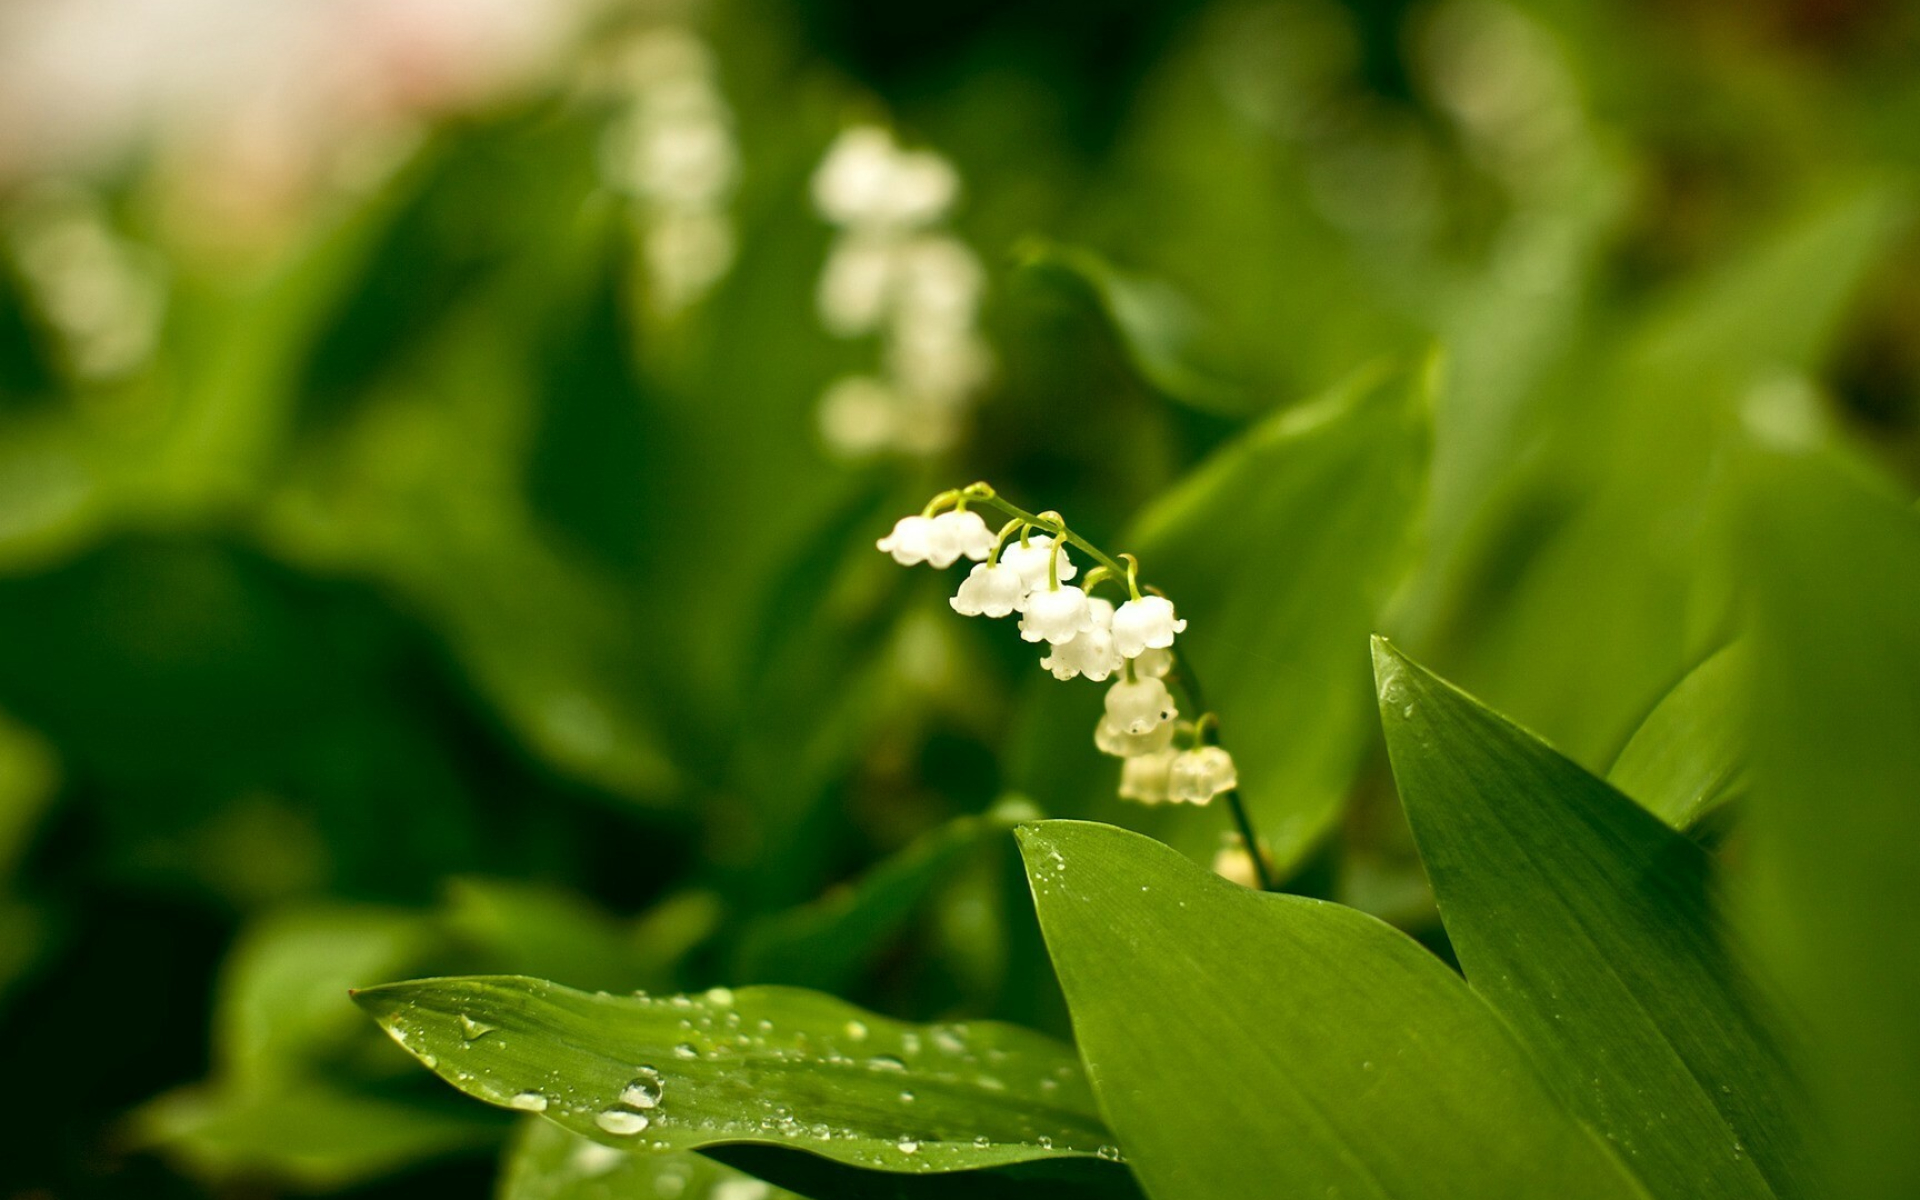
[997, 535, 1074, 596]
[1104, 676, 1177, 736]
[1168, 746, 1237, 805]
[923, 509, 996, 567]
[951, 562, 1025, 618]
[1129, 646, 1174, 678]
[1040, 599, 1122, 680]
[876, 515, 937, 565]
[1118, 748, 1178, 804]
[1093, 713, 1177, 758]
[1111, 595, 1188, 658]
[1019, 585, 1094, 645]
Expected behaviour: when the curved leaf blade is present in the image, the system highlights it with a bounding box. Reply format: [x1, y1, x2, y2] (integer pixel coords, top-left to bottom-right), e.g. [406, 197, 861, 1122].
[353, 976, 1118, 1177]
[1607, 641, 1749, 831]
[1373, 639, 1810, 1199]
[1018, 820, 1648, 1200]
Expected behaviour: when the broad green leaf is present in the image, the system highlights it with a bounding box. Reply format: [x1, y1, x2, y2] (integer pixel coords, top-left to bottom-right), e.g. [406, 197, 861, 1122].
[354, 976, 1125, 1183]
[1017, 820, 1648, 1200]
[502, 1117, 803, 1200]
[1608, 642, 1749, 830]
[136, 1080, 500, 1191]
[1739, 447, 1920, 1199]
[733, 808, 1024, 992]
[1372, 639, 1810, 1199]
[1128, 356, 1430, 866]
[1015, 240, 1247, 413]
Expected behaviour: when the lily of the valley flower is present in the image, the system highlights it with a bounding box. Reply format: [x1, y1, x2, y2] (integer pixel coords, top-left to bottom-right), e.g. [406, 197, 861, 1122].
[1104, 676, 1177, 735]
[950, 562, 1026, 618]
[1111, 595, 1188, 659]
[1041, 599, 1124, 681]
[1019, 585, 1095, 645]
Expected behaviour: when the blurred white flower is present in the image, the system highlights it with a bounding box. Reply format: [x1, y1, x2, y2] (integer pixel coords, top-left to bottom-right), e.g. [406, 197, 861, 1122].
[1169, 746, 1238, 804]
[811, 125, 988, 458]
[1119, 748, 1179, 803]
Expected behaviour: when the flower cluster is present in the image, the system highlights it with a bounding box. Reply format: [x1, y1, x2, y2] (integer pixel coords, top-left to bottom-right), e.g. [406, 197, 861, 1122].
[878, 487, 1238, 806]
[594, 27, 739, 318]
[812, 126, 992, 459]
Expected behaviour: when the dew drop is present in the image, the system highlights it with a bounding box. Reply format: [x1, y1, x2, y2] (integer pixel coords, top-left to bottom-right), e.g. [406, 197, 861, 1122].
[620, 1067, 664, 1109]
[844, 1020, 869, 1042]
[1097, 1145, 1123, 1161]
[706, 986, 735, 1007]
[673, 1043, 700, 1060]
[868, 1055, 907, 1073]
[974, 1135, 992, 1149]
[1038, 1136, 1054, 1150]
[897, 1138, 920, 1154]
[458, 1014, 495, 1039]
[596, 1110, 650, 1136]
[899, 1090, 915, 1103]
[508, 1092, 548, 1112]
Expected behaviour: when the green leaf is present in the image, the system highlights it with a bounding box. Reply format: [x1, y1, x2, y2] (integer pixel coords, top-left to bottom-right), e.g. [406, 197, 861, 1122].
[1739, 447, 1920, 1199]
[1607, 642, 1749, 830]
[1015, 240, 1247, 413]
[1128, 355, 1431, 867]
[353, 976, 1125, 1182]
[1017, 819, 1648, 1200]
[501, 1117, 803, 1200]
[1372, 639, 1811, 1200]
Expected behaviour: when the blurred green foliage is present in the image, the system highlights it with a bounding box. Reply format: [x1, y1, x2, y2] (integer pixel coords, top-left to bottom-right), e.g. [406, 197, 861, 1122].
[1, 0, 1918, 1196]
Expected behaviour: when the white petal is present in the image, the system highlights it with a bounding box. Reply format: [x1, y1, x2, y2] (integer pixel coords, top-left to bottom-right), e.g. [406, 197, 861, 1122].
[876, 515, 935, 565]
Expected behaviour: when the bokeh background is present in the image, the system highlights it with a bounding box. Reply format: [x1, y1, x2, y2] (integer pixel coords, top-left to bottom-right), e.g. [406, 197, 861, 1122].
[1, 0, 1917, 1197]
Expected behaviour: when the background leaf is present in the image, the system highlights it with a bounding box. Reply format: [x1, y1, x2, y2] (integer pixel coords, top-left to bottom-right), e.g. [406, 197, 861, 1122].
[1018, 819, 1647, 1200]
[1739, 446, 1920, 1199]
[1129, 356, 1431, 865]
[1373, 639, 1809, 1200]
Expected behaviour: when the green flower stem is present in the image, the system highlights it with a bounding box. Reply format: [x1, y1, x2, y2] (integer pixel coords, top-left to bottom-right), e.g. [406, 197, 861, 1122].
[963, 482, 1279, 892]
[1222, 789, 1274, 892]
